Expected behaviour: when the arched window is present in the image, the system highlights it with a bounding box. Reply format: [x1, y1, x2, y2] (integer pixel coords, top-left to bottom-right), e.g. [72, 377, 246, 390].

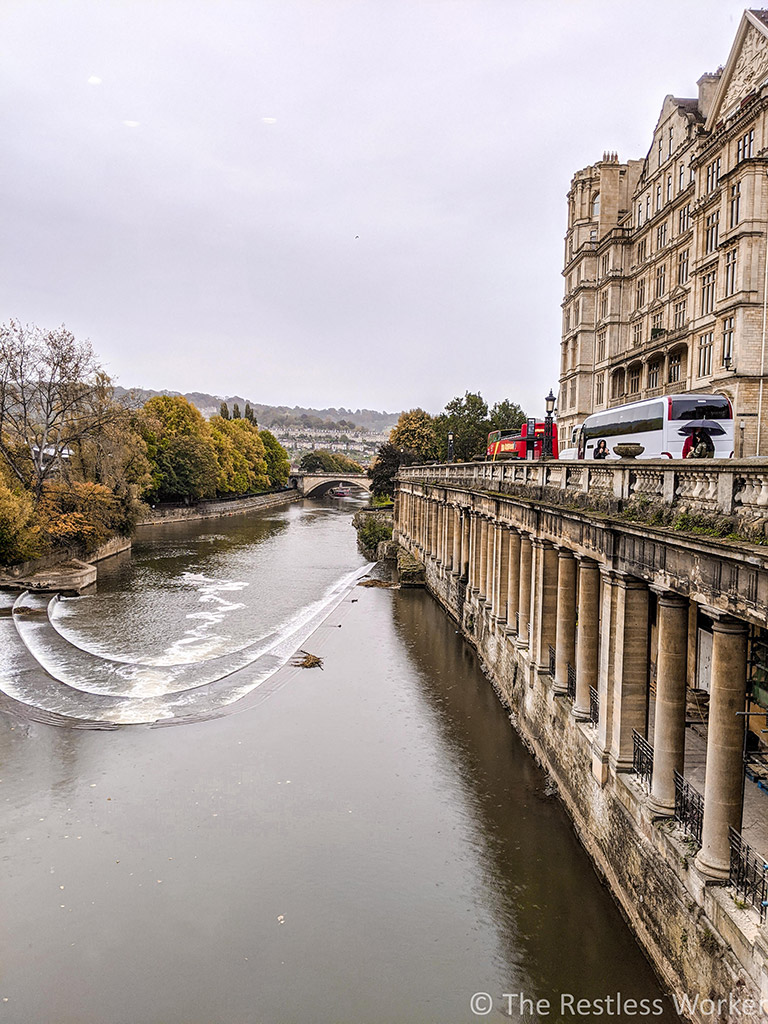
[592, 193, 601, 218]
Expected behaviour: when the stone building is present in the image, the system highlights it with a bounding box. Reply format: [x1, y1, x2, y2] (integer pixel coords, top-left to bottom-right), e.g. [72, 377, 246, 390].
[560, 9, 768, 456]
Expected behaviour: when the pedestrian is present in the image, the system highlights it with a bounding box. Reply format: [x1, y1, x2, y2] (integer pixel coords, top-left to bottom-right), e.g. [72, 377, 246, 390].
[594, 438, 608, 460]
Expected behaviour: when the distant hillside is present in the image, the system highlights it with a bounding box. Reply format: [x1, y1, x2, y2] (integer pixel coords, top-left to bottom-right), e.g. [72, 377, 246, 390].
[114, 387, 400, 433]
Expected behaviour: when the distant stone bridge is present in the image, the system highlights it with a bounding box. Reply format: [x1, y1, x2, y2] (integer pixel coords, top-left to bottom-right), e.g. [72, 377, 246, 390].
[289, 472, 371, 497]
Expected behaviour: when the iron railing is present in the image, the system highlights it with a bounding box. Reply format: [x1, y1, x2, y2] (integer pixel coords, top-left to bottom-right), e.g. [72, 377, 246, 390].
[729, 827, 768, 922]
[632, 730, 654, 791]
[548, 645, 556, 678]
[589, 686, 600, 726]
[673, 770, 704, 846]
[566, 664, 576, 701]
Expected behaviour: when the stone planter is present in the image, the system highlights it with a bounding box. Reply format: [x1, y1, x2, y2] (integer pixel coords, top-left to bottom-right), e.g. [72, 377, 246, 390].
[613, 443, 645, 459]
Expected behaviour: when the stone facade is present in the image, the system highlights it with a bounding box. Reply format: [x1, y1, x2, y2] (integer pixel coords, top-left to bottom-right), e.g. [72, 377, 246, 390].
[560, 9, 768, 457]
[396, 463, 768, 1023]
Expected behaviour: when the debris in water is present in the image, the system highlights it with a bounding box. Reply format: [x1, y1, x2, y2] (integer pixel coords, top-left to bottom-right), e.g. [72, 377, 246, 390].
[357, 579, 397, 589]
[292, 650, 324, 670]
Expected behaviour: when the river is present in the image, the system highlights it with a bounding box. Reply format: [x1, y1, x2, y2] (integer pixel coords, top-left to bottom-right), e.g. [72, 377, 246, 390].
[0, 498, 679, 1022]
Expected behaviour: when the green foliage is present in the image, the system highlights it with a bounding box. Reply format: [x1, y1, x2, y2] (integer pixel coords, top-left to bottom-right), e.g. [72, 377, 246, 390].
[138, 395, 220, 502]
[208, 416, 269, 495]
[433, 392, 527, 461]
[356, 516, 392, 551]
[370, 442, 417, 498]
[244, 402, 256, 424]
[260, 430, 290, 487]
[389, 409, 439, 462]
[299, 450, 365, 474]
[220, 401, 230, 419]
[232, 402, 241, 420]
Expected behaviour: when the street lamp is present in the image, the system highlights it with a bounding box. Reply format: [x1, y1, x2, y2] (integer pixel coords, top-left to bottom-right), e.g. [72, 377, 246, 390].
[543, 389, 556, 459]
[447, 431, 455, 463]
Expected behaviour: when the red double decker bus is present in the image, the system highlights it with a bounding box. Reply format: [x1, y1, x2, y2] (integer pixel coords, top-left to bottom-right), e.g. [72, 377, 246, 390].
[486, 421, 559, 460]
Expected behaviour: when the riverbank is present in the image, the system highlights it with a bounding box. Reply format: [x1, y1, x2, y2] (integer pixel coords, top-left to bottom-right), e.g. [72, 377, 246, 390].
[135, 489, 300, 526]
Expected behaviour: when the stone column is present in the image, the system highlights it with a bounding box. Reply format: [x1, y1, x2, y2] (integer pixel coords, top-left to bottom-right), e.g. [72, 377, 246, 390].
[484, 517, 495, 607]
[506, 528, 520, 633]
[573, 558, 600, 720]
[436, 502, 444, 564]
[517, 533, 532, 646]
[478, 517, 489, 601]
[490, 523, 501, 615]
[451, 507, 461, 574]
[461, 510, 471, 580]
[469, 513, 480, 592]
[532, 539, 558, 673]
[495, 526, 510, 623]
[648, 591, 689, 816]
[593, 569, 619, 785]
[695, 616, 749, 880]
[554, 548, 577, 695]
[610, 574, 650, 773]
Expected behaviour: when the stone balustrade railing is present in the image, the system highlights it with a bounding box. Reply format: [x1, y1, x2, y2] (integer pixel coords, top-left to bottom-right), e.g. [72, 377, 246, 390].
[397, 459, 768, 523]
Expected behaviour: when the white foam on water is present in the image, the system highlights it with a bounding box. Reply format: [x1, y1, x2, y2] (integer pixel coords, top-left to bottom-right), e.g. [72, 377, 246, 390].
[1, 564, 375, 722]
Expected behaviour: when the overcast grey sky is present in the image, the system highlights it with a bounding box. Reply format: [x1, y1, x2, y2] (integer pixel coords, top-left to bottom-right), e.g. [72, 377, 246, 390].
[0, 0, 752, 417]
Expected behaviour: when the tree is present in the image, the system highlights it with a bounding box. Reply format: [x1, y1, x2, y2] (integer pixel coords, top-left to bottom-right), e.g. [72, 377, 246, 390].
[244, 402, 256, 424]
[389, 409, 439, 462]
[299, 450, 364, 474]
[0, 321, 115, 499]
[260, 429, 290, 487]
[208, 415, 269, 494]
[137, 395, 219, 502]
[369, 442, 417, 499]
[434, 391, 490, 462]
[489, 399, 526, 432]
[220, 401, 230, 419]
[232, 402, 241, 420]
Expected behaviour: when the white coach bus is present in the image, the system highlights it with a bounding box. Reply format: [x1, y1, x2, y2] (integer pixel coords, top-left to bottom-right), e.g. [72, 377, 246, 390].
[577, 393, 734, 460]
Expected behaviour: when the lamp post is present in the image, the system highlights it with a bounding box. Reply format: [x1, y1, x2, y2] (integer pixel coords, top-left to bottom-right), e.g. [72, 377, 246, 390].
[447, 431, 455, 463]
[543, 389, 556, 459]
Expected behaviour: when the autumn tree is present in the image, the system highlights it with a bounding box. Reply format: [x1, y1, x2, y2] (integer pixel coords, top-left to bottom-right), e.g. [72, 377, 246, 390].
[260, 429, 290, 487]
[138, 395, 219, 502]
[0, 321, 115, 500]
[389, 409, 439, 462]
[369, 442, 418, 499]
[208, 415, 269, 494]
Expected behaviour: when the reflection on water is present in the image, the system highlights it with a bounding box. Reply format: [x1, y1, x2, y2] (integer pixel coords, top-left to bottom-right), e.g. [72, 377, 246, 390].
[0, 499, 678, 1022]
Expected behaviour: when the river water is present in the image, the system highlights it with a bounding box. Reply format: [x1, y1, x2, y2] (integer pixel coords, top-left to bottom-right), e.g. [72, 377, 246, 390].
[0, 498, 679, 1022]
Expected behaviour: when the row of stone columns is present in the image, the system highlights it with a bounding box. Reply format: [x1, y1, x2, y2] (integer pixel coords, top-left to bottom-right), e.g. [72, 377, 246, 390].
[396, 487, 752, 879]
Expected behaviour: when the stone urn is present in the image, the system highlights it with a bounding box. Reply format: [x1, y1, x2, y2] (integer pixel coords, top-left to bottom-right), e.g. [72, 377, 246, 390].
[613, 443, 645, 459]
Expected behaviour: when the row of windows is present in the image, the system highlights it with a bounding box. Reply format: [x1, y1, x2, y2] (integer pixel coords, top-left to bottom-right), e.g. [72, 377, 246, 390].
[635, 182, 740, 265]
[592, 316, 736, 405]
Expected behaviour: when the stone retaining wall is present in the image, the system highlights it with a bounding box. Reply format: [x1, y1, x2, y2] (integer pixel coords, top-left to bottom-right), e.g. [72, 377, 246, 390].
[136, 489, 301, 525]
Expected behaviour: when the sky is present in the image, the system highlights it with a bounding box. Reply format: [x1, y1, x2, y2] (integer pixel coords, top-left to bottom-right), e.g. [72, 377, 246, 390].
[0, 0, 754, 418]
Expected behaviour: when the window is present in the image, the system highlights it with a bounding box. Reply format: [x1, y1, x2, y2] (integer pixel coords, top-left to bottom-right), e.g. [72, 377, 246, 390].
[646, 194, 651, 221]
[678, 204, 691, 233]
[668, 128, 673, 159]
[595, 374, 604, 405]
[667, 175, 672, 202]
[569, 380, 576, 406]
[656, 183, 662, 211]
[724, 249, 737, 297]
[632, 322, 643, 348]
[637, 202, 643, 227]
[658, 137, 663, 166]
[628, 366, 641, 394]
[648, 361, 660, 389]
[656, 222, 667, 248]
[706, 158, 721, 192]
[592, 193, 600, 218]
[674, 299, 687, 330]
[737, 129, 754, 162]
[600, 289, 609, 319]
[722, 316, 734, 366]
[652, 311, 664, 333]
[635, 278, 646, 309]
[677, 248, 690, 285]
[679, 162, 685, 192]
[636, 239, 647, 263]
[730, 183, 741, 228]
[590, 229, 597, 241]
[701, 269, 716, 315]
[596, 330, 606, 362]
[655, 263, 666, 298]
[668, 352, 682, 383]
[601, 254, 609, 278]
[705, 210, 720, 253]
[611, 371, 625, 399]
[698, 332, 714, 377]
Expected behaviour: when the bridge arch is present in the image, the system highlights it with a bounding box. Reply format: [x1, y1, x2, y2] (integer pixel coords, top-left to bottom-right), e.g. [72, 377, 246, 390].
[289, 472, 371, 497]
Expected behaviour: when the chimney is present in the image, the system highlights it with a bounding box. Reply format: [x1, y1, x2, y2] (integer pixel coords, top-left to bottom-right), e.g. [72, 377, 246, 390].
[697, 70, 722, 119]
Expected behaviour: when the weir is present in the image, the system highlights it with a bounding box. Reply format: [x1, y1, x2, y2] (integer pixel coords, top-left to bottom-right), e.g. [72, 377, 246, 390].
[395, 459, 768, 1023]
